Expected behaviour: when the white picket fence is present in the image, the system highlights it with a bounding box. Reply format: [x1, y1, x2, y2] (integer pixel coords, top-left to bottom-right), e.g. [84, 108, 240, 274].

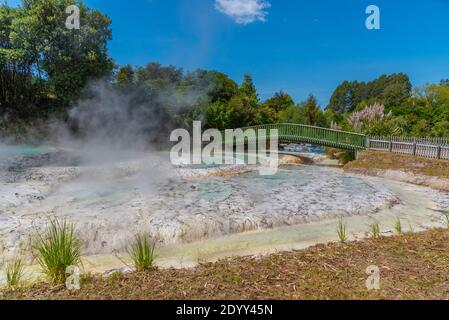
[367, 136, 449, 160]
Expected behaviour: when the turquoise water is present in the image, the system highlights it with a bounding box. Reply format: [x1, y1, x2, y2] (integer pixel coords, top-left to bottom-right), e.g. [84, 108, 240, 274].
[281, 145, 325, 155]
[0, 145, 50, 159]
[185, 152, 266, 169]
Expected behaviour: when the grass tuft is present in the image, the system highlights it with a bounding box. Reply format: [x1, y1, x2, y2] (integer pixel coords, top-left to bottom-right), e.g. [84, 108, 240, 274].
[6, 258, 25, 289]
[129, 233, 157, 272]
[395, 218, 403, 235]
[370, 221, 381, 239]
[33, 219, 83, 285]
[337, 217, 347, 243]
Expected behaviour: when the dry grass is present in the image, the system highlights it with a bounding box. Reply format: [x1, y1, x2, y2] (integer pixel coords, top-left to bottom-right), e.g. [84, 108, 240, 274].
[4, 228, 449, 300]
[345, 151, 449, 178]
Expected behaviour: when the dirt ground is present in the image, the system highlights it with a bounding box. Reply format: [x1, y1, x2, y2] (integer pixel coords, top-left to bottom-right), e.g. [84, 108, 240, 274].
[3, 228, 449, 300]
[345, 151, 449, 178]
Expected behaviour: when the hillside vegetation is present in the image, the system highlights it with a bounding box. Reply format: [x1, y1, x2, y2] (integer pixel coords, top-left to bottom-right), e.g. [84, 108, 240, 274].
[2, 1, 449, 142]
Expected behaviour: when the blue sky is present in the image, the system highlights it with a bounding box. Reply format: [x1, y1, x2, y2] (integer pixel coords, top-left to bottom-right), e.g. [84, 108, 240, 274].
[7, 0, 449, 105]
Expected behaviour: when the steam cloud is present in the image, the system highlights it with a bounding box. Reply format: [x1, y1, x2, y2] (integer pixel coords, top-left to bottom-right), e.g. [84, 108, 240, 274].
[47, 79, 210, 165]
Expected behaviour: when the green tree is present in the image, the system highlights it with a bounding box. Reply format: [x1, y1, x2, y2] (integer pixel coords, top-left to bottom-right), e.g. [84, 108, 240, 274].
[205, 95, 253, 130]
[1, 4, 45, 122]
[440, 79, 449, 87]
[239, 74, 259, 108]
[254, 105, 277, 124]
[116, 64, 134, 87]
[431, 121, 449, 137]
[15, 0, 113, 106]
[300, 94, 327, 126]
[264, 91, 294, 113]
[208, 71, 239, 103]
[205, 101, 229, 129]
[278, 105, 303, 124]
[1, 0, 113, 128]
[327, 73, 412, 114]
[327, 81, 366, 114]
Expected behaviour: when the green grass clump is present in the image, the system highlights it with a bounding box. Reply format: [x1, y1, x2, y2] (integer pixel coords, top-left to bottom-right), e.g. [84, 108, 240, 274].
[395, 218, 403, 235]
[370, 221, 381, 239]
[33, 219, 83, 285]
[6, 258, 25, 288]
[129, 233, 157, 272]
[337, 218, 347, 243]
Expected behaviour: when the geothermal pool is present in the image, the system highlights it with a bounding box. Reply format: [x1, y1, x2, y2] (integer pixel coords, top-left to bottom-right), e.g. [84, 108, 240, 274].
[1, 145, 449, 266]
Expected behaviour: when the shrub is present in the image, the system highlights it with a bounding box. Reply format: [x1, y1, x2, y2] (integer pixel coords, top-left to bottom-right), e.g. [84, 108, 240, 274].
[370, 221, 381, 239]
[325, 148, 356, 165]
[337, 218, 347, 243]
[129, 233, 157, 272]
[34, 219, 83, 285]
[338, 150, 357, 165]
[395, 218, 403, 235]
[6, 258, 25, 288]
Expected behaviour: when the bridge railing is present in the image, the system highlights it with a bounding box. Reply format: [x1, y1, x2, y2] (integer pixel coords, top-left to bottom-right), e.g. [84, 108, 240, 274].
[237, 123, 367, 150]
[219, 123, 449, 159]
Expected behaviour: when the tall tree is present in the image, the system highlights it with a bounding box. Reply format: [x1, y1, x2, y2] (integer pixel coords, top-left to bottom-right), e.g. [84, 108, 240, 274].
[116, 64, 134, 87]
[327, 73, 412, 114]
[301, 94, 322, 126]
[258, 91, 294, 123]
[239, 74, 259, 108]
[11, 0, 113, 107]
[1, 4, 45, 121]
[262, 91, 294, 114]
[208, 71, 238, 103]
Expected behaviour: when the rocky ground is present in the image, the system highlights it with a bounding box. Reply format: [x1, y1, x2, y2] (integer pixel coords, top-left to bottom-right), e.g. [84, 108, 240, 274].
[0, 150, 404, 264]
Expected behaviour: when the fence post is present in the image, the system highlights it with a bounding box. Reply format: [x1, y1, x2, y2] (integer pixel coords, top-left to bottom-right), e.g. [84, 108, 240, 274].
[437, 146, 442, 160]
[412, 143, 417, 156]
[389, 137, 393, 152]
[365, 136, 370, 150]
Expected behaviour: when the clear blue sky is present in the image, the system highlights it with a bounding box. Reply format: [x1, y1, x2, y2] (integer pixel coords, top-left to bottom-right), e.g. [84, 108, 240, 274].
[8, 0, 449, 105]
